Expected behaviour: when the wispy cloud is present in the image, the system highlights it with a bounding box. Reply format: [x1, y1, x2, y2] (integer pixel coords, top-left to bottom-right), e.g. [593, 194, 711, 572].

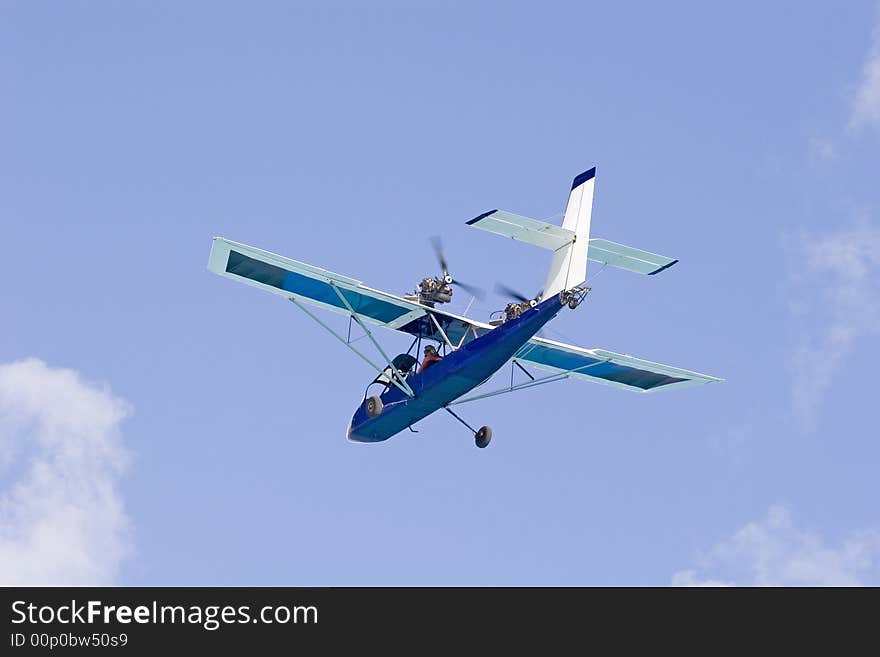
[0, 358, 132, 585]
[850, 15, 880, 129]
[673, 506, 880, 586]
[790, 224, 880, 427]
[789, 9, 880, 427]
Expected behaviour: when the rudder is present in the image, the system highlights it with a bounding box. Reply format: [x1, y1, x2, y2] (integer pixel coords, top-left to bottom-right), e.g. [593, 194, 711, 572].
[543, 167, 595, 298]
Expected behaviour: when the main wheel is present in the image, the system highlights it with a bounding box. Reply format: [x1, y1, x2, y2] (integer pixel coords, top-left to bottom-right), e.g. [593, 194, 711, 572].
[475, 425, 492, 448]
[365, 395, 384, 418]
[568, 298, 579, 309]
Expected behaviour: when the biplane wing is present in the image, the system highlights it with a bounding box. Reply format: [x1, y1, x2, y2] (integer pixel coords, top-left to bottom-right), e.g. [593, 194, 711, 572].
[207, 237, 493, 344]
[513, 336, 721, 392]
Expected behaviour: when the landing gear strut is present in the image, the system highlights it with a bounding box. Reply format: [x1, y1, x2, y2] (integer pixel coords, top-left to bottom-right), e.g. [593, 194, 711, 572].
[561, 286, 590, 310]
[444, 407, 493, 449]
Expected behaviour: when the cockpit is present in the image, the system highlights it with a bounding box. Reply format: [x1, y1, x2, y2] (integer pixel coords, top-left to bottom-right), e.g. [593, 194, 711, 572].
[364, 352, 418, 399]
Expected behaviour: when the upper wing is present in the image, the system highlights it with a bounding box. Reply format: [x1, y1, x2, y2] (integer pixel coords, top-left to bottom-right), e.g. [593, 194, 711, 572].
[514, 336, 721, 392]
[209, 237, 423, 327]
[208, 237, 493, 343]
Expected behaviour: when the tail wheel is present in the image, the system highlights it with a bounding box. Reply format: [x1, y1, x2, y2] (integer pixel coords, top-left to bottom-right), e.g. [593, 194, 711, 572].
[475, 426, 492, 448]
[365, 395, 384, 418]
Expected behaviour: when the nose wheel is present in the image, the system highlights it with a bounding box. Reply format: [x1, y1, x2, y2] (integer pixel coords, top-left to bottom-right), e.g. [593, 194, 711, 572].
[365, 395, 384, 418]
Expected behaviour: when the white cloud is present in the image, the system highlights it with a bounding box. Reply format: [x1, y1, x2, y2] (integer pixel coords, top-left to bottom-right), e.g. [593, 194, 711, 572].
[851, 16, 880, 129]
[673, 506, 880, 586]
[0, 358, 132, 585]
[790, 224, 880, 427]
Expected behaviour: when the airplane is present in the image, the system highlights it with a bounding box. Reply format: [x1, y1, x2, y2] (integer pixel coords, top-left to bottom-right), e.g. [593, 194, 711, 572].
[207, 167, 721, 448]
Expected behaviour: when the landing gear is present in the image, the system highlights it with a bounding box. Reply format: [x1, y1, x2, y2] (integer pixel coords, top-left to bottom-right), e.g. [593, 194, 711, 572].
[561, 286, 591, 310]
[365, 395, 384, 418]
[444, 407, 493, 449]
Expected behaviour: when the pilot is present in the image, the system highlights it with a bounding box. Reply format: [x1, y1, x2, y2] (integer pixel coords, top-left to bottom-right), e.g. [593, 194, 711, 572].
[418, 344, 443, 373]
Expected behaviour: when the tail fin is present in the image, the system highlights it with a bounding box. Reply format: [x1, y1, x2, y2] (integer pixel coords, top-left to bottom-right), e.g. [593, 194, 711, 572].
[465, 167, 679, 290]
[543, 167, 595, 298]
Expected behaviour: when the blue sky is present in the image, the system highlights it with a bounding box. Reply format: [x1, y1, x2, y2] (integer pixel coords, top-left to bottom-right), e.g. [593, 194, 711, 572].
[2, 1, 879, 585]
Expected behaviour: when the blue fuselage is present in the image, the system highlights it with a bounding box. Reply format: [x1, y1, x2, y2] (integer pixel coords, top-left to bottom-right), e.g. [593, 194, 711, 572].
[347, 295, 566, 442]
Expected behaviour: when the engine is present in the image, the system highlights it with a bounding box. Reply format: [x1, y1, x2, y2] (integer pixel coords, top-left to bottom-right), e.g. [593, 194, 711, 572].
[405, 236, 486, 307]
[404, 276, 454, 307]
[505, 298, 540, 321]
[419, 276, 453, 305]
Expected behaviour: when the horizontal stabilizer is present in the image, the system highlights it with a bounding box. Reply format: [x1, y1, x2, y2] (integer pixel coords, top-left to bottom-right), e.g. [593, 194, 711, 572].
[514, 337, 721, 392]
[467, 208, 677, 276]
[587, 239, 677, 276]
[467, 210, 574, 251]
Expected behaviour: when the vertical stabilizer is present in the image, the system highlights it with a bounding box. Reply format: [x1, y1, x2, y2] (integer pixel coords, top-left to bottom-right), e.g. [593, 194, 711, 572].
[543, 168, 595, 298]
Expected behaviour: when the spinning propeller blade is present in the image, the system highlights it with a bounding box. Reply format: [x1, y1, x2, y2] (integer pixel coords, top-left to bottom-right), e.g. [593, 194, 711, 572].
[428, 236, 486, 299]
[454, 279, 485, 300]
[430, 236, 449, 277]
[495, 283, 543, 303]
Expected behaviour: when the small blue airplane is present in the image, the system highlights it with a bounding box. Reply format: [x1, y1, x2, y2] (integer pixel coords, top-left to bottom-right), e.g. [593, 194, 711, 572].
[208, 167, 721, 448]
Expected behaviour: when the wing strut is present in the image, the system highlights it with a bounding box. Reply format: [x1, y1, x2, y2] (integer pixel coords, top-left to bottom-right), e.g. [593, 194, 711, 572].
[443, 407, 479, 433]
[329, 282, 416, 397]
[428, 312, 456, 351]
[289, 292, 415, 398]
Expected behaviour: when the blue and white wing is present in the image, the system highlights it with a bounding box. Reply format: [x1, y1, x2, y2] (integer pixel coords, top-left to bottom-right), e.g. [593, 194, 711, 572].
[514, 337, 721, 392]
[208, 237, 492, 343]
[208, 237, 426, 327]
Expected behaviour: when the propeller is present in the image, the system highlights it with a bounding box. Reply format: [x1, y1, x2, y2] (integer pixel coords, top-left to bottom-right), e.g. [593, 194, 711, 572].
[453, 279, 486, 299]
[495, 282, 547, 335]
[429, 236, 486, 299]
[495, 283, 543, 304]
[430, 236, 449, 278]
